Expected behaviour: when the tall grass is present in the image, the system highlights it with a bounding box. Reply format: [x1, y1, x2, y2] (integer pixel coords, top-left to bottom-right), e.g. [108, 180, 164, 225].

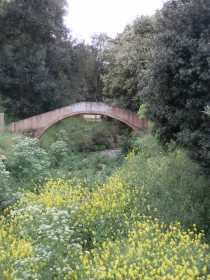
[120, 135, 210, 239]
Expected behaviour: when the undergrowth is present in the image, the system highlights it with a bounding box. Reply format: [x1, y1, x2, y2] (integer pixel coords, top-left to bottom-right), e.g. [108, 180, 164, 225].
[40, 117, 123, 152]
[0, 129, 210, 279]
[121, 135, 210, 240]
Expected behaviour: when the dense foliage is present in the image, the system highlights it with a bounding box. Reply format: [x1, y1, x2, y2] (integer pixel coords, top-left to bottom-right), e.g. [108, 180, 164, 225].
[143, 0, 210, 170]
[102, 16, 155, 111]
[0, 1, 109, 119]
[0, 158, 209, 279]
[100, 0, 210, 172]
[0, 0, 69, 116]
[84, 33, 110, 102]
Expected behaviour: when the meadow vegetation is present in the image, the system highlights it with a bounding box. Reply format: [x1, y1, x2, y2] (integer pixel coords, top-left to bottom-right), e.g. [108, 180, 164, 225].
[120, 135, 210, 236]
[0, 119, 124, 210]
[0, 123, 210, 278]
[0, 155, 210, 279]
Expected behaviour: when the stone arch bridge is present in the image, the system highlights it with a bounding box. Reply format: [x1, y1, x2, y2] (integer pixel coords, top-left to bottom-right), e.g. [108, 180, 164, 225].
[9, 102, 148, 138]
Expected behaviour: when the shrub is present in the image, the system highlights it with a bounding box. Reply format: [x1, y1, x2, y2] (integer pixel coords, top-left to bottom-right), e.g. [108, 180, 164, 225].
[55, 129, 69, 142]
[7, 137, 50, 183]
[49, 140, 68, 167]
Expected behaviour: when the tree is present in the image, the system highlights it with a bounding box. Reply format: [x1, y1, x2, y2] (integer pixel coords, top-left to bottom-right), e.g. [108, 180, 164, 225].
[102, 16, 155, 111]
[84, 33, 110, 102]
[0, 0, 80, 118]
[144, 0, 210, 170]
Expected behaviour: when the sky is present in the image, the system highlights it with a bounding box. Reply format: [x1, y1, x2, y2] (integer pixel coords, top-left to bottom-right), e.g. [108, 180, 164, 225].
[65, 0, 165, 43]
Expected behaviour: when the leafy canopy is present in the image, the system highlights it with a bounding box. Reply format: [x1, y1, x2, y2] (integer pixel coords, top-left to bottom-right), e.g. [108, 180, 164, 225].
[144, 0, 210, 170]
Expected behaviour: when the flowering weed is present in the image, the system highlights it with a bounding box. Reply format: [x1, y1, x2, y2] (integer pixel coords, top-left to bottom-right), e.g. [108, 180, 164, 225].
[0, 173, 209, 279]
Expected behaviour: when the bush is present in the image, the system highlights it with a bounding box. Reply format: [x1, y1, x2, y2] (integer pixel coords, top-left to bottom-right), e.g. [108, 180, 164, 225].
[55, 129, 69, 142]
[7, 137, 50, 184]
[49, 140, 68, 167]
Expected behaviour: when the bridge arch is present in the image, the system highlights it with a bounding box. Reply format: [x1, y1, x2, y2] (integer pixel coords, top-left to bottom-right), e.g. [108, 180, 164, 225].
[9, 102, 148, 138]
